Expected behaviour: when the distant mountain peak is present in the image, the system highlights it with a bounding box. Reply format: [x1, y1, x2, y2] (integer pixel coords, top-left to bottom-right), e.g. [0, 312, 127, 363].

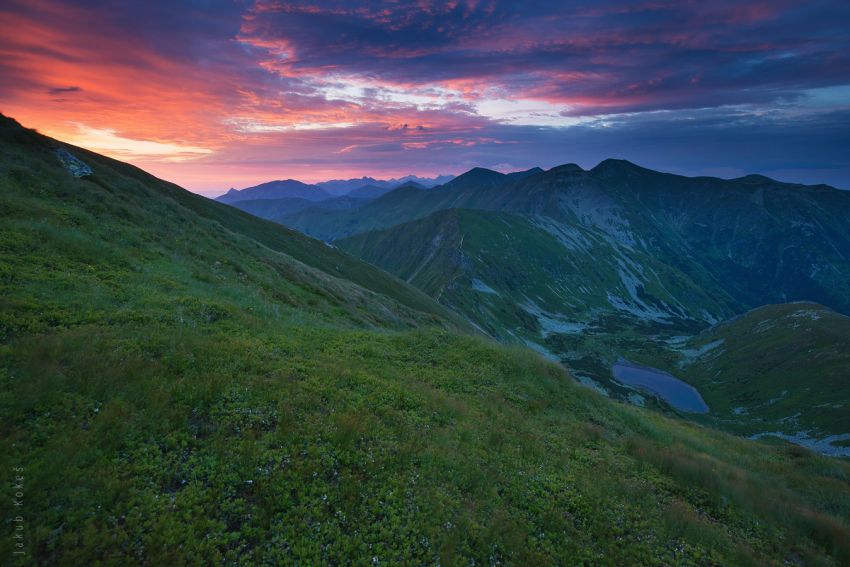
[733, 174, 775, 184]
[468, 167, 503, 175]
[216, 179, 330, 204]
[445, 167, 507, 189]
[317, 174, 455, 195]
[506, 167, 545, 181]
[591, 158, 644, 174]
[546, 163, 584, 175]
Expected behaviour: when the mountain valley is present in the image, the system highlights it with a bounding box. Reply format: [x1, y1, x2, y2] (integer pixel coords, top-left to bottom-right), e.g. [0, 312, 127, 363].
[269, 160, 850, 452]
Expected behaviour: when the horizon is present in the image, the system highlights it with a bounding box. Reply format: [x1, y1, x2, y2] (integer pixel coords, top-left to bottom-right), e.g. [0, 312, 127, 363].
[7, 109, 850, 197]
[2, 1, 849, 192]
[211, 158, 850, 200]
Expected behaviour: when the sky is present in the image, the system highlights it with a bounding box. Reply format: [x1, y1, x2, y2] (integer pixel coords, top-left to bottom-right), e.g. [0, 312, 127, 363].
[1, 0, 849, 195]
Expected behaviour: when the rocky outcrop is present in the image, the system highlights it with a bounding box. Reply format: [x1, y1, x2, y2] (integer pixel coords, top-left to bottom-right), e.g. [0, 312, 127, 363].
[54, 148, 92, 177]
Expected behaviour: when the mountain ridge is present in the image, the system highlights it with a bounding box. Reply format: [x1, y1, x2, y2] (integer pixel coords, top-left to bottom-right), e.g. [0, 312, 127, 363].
[316, 173, 455, 195]
[217, 179, 331, 204]
[279, 159, 850, 240]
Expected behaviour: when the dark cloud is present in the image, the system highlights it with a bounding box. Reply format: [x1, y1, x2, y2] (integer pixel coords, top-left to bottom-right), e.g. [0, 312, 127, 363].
[47, 86, 82, 95]
[240, 0, 850, 115]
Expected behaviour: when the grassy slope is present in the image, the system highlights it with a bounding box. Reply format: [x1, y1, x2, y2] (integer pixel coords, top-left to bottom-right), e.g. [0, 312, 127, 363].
[337, 208, 731, 332]
[337, 208, 732, 400]
[335, 209, 850, 445]
[0, 117, 466, 338]
[2, 116, 850, 565]
[671, 303, 850, 439]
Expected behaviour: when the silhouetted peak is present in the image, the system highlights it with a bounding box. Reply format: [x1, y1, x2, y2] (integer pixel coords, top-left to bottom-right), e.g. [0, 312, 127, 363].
[590, 158, 645, 175]
[252, 178, 315, 189]
[216, 178, 329, 203]
[466, 166, 505, 178]
[546, 163, 584, 175]
[506, 167, 544, 181]
[733, 174, 775, 184]
[445, 167, 507, 189]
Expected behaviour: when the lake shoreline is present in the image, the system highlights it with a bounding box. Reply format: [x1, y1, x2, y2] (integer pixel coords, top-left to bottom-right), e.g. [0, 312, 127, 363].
[613, 359, 710, 414]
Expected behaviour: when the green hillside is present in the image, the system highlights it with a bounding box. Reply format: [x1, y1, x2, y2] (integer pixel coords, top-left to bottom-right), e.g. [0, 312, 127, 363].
[283, 184, 440, 241]
[0, 116, 467, 339]
[666, 303, 850, 451]
[337, 209, 850, 450]
[288, 161, 850, 323]
[2, 115, 850, 565]
[337, 207, 734, 331]
[336, 207, 729, 401]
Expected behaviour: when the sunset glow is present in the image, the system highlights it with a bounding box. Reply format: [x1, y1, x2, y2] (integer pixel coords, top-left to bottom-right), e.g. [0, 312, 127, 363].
[1, 0, 848, 194]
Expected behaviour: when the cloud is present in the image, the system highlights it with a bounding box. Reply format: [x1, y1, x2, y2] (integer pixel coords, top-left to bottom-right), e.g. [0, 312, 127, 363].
[0, 0, 847, 191]
[47, 85, 82, 95]
[239, 0, 850, 115]
[67, 123, 212, 162]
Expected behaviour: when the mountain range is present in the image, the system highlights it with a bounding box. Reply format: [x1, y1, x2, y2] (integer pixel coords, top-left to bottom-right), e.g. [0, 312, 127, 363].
[232, 159, 850, 452]
[315, 174, 454, 195]
[217, 178, 332, 203]
[217, 173, 454, 204]
[214, 175, 456, 226]
[2, 113, 849, 564]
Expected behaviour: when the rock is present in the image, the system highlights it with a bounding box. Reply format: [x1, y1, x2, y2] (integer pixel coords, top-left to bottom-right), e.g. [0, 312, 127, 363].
[54, 148, 92, 178]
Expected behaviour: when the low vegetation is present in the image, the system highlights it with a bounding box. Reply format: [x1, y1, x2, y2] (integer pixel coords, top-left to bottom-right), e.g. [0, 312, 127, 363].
[667, 303, 850, 441]
[2, 115, 850, 565]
